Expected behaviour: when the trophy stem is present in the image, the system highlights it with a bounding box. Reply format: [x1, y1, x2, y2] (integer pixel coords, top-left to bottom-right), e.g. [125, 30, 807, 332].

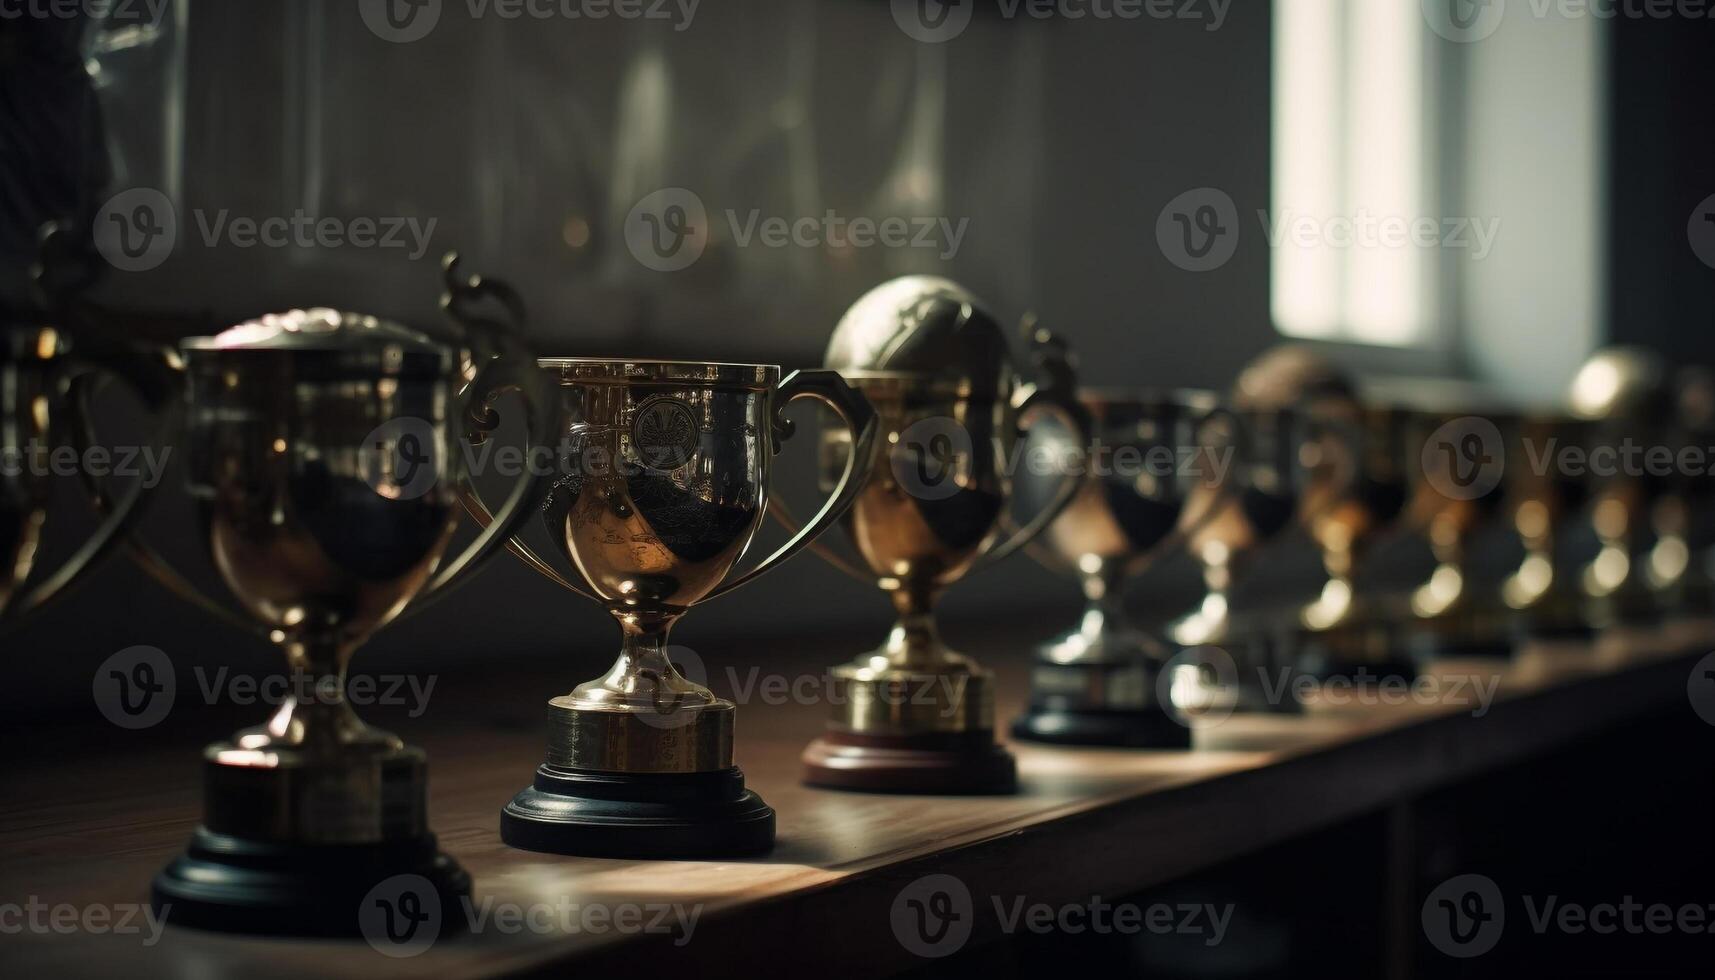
[247, 636, 381, 752]
[879, 582, 956, 669]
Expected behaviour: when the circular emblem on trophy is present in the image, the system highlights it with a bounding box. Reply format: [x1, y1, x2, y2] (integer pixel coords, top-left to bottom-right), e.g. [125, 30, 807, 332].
[631, 396, 701, 470]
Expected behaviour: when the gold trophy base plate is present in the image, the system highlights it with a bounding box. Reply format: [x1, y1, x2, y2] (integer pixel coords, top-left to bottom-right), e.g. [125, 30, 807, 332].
[546, 697, 735, 774]
[201, 739, 429, 846]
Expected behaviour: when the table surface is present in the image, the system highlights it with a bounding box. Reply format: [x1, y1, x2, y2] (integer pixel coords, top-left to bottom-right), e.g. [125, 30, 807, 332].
[4, 619, 1712, 978]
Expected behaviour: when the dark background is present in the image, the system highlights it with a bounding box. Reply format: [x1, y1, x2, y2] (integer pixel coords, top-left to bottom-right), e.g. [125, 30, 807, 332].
[2, 1, 1713, 722]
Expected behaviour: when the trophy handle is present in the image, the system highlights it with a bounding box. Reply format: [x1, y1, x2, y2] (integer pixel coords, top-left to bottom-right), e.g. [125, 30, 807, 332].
[977, 320, 1093, 568]
[404, 255, 562, 610]
[704, 369, 879, 601]
[765, 496, 882, 585]
[67, 350, 280, 637]
[4, 354, 182, 625]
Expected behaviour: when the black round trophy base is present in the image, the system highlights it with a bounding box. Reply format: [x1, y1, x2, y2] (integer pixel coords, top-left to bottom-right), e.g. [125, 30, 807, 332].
[1299, 622, 1421, 685]
[802, 729, 1017, 795]
[500, 765, 775, 859]
[151, 827, 469, 936]
[1010, 707, 1192, 748]
[1010, 657, 1190, 748]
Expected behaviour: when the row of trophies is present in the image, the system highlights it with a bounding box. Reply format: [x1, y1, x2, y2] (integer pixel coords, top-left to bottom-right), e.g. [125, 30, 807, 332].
[5, 230, 1711, 936]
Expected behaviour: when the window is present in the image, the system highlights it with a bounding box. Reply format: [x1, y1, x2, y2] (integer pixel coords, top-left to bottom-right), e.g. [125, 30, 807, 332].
[1271, 0, 1434, 347]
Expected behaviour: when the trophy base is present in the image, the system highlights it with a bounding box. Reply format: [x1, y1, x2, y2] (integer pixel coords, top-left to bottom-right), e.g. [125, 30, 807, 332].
[1010, 658, 1190, 748]
[1011, 707, 1191, 748]
[500, 764, 774, 858]
[151, 826, 469, 936]
[1405, 612, 1518, 661]
[802, 729, 1017, 795]
[1298, 623, 1420, 684]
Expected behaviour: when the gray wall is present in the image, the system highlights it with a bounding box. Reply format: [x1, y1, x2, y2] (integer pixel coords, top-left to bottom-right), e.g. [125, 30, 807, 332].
[9, 0, 1274, 710]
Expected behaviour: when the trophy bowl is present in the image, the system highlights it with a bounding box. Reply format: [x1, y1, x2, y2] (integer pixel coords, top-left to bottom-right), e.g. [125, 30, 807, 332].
[1008, 388, 1227, 747]
[134, 258, 550, 936]
[474, 359, 877, 858]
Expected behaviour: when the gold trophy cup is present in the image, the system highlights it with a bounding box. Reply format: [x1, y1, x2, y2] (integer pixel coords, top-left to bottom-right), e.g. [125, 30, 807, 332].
[1009, 389, 1229, 747]
[130, 258, 550, 935]
[799, 278, 1088, 794]
[469, 359, 878, 857]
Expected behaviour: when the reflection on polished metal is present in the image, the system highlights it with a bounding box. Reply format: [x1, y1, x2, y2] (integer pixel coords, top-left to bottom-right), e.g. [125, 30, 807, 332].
[1402, 409, 1516, 659]
[1569, 347, 1675, 628]
[802, 277, 1088, 794]
[1, 224, 177, 628]
[141, 256, 548, 935]
[475, 358, 878, 857]
[1010, 389, 1225, 747]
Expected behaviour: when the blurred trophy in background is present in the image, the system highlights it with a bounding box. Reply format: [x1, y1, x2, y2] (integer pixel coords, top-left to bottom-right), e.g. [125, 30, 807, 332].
[1009, 389, 1228, 747]
[1233, 348, 1415, 683]
[470, 359, 876, 858]
[800, 277, 1087, 794]
[125, 258, 552, 934]
[1165, 352, 1322, 713]
[1499, 412, 1597, 640]
[1168, 392, 1311, 714]
[1401, 407, 1516, 659]
[1, 224, 178, 629]
[1568, 347, 1675, 630]
[1646, 366, 1715, 618]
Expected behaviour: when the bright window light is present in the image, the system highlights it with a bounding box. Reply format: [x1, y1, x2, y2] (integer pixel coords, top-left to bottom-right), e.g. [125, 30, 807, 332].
[1272, 0, 1431, 346]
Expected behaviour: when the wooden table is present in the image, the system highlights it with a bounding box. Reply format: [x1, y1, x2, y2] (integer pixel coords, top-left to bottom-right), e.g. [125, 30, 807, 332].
[3, 619, 1711, 978]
